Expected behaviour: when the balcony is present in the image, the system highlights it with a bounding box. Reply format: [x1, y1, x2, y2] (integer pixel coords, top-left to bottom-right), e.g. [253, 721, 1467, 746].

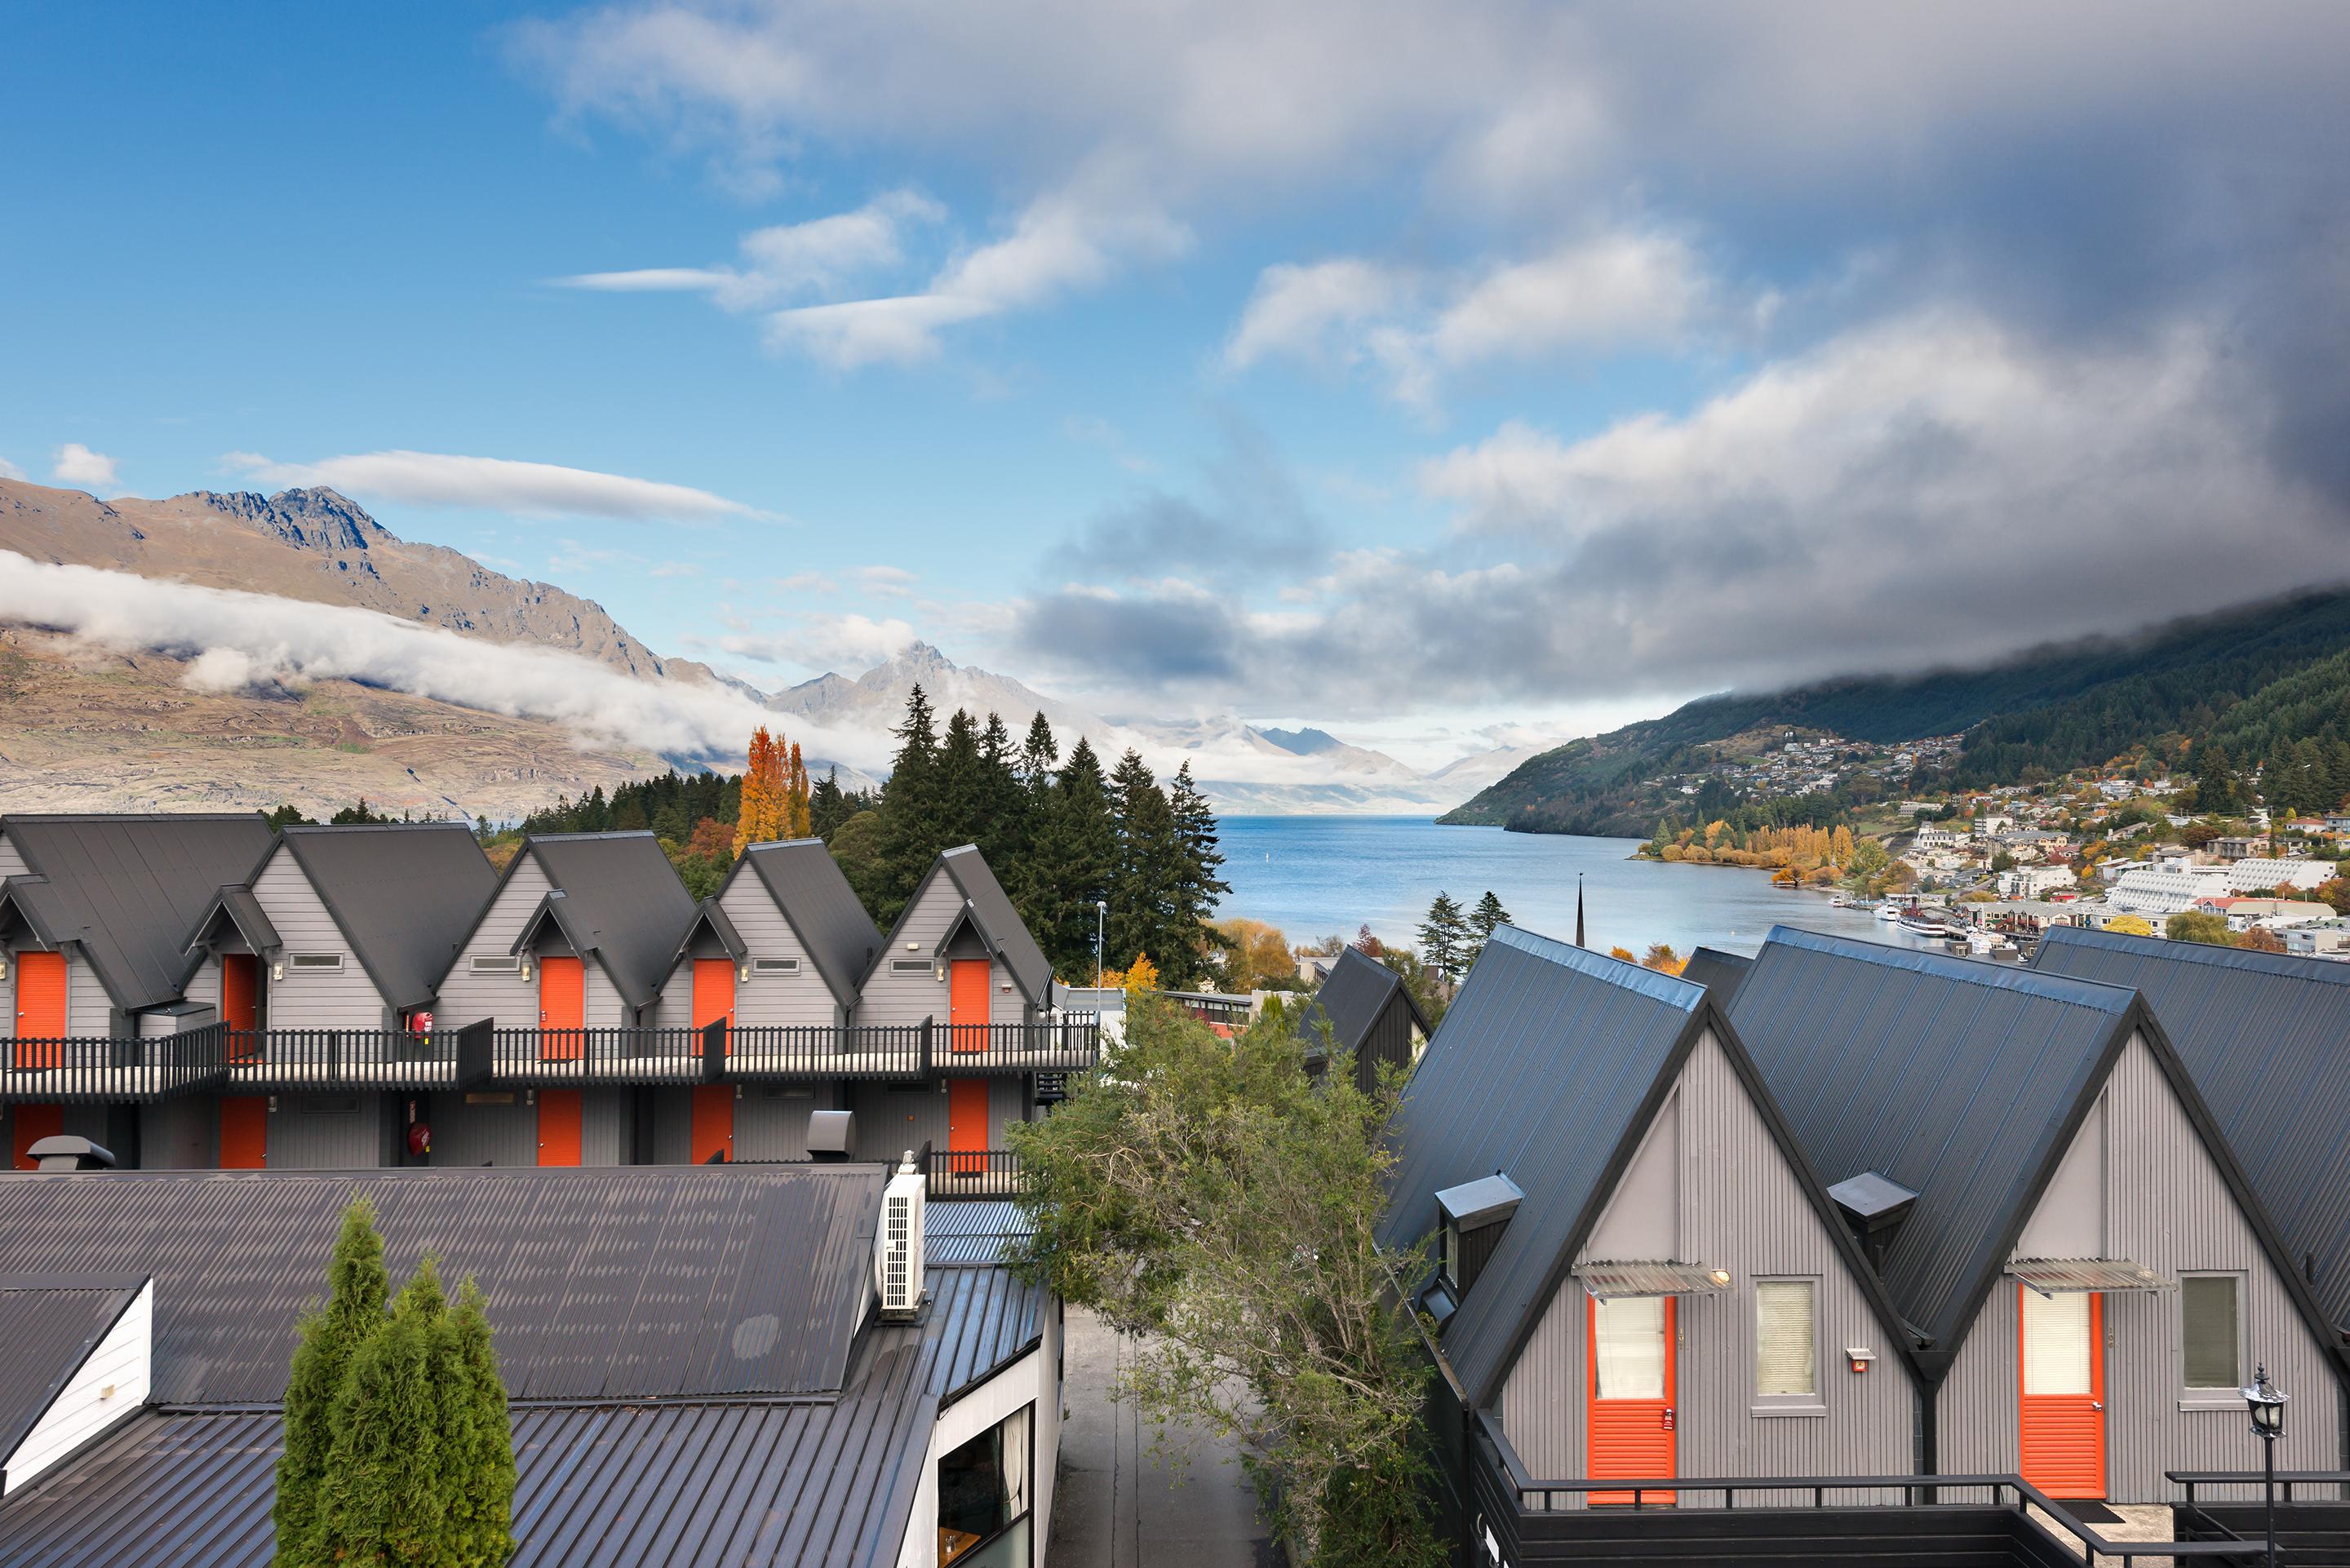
[922, 1147, 1022, 1198]
[1, 1026, 230, 1102]
[223, 1028, 455, 1092]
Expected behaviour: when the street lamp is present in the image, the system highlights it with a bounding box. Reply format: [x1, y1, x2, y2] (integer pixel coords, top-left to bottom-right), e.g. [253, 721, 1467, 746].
[1095, 901, 1106, 991]
[2241, 1364, 2288, 1568]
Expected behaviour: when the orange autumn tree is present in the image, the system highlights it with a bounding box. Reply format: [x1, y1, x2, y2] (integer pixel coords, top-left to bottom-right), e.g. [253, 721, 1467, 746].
[735, 729, 818, 854]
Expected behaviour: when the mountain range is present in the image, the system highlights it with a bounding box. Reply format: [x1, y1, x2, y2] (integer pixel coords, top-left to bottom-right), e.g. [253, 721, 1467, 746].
[0, 477, 1528, 818]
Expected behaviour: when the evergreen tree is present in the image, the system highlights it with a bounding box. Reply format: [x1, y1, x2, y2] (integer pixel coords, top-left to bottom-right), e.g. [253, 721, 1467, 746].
[313, 1266, 446, 1566]
[809, 767, 849, 841]
[1018, 711, 1060, 794]
[442, 1277, 515, 1567]
[1417, 893, 1470, 984]
[874, 684, 942, 922]
[1108, 750, 1187, 983]
[977, 711, 1023, 865]
[933, 708, 987, 851]
[1465, 890, 1511, 967]
[276, 1196, 390, 1565]
[1027, 738, 1117, 980]
[1166, 762, 1230, 982]
[2195, 740, 2241, 816]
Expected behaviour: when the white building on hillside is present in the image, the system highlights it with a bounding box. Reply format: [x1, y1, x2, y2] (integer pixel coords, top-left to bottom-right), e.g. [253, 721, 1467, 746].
[1997, 865, 2078, 899]
[2226, 858, 2336, 895]
[2108, 864, 2232, 918]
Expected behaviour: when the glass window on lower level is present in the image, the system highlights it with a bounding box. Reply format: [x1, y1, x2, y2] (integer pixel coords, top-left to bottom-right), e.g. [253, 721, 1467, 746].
[938, 1402, 1033, 1567]
[2183, 1273, 2242, 1393]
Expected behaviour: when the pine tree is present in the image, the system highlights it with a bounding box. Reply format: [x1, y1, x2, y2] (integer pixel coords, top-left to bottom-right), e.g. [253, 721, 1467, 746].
[276, 1196, 391, 1565]
[314, 1258, 449, 1566]
[875, 685, 942, 921]
[933, 708, 987, 850]
[1417, 893, 1470, 984]
[977, 712, 1022, 866]
[1108, 750, 1186, 983]
[1028, 738, 1116, 980]
[809, 767, 849, 840]
[1166, 762, 1230, 983]
[442, 1276, 515, 1568]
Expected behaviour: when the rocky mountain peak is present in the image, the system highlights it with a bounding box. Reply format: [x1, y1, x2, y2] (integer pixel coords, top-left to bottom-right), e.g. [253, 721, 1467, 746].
[180, 486, 387, 555]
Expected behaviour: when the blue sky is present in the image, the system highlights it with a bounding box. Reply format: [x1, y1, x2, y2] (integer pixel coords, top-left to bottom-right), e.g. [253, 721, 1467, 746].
[7, 2, 2349, 767]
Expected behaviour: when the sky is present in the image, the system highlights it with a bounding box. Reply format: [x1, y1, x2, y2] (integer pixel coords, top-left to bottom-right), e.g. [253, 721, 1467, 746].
[6, 2, 2350, 770]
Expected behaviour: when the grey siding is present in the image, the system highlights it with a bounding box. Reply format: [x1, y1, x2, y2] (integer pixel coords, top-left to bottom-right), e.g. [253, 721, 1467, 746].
[650, 1087, 692, 1165]
[67, 950, 113, 1035]
[265, 1093, 391, 1169]
[0, 836, 29, 879]
[139, 1098, 216, 1168]
[137, 1005, 217, 1039]
[723, 876, 840, 1028]
[845, 1076, 1031, 1162]
[249, 847, 390, 1029]
[737, 1084, 840, 1162]
[1941, 1032, 2340, 1502]
[581, 1088, 631, 1167]
[860, 879, 1023, 1027]
[429, 1092, 540, 1167]
[1499, 1031, 1917, 1495]
[434, 859, 552, 1027]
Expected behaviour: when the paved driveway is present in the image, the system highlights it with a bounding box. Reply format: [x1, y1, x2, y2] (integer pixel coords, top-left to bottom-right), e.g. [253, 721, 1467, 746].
[1045, 1308, 1279, 1568]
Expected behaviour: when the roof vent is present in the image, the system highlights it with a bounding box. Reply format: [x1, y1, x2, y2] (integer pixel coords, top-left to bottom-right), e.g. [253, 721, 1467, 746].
[1827, 1171, 1918, 1273]
[24, 1136, 117, 1172]
[807, 1110, 854, 1163]
[1434, 1172, 1523, 1297]
[875, 1153, 926, 1322]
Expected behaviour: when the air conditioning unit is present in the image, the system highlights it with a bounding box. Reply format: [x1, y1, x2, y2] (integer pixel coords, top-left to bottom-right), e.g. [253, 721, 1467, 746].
[874, 1151, 926, 1321]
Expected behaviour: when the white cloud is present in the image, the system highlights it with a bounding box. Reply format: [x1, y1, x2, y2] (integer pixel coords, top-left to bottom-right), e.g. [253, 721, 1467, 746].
[221, 450, 769, 523]
[0, 456, 24, 481]
[716, 613, 920, 670]
[52, 443, 119, 490]
[1226, 229, 1715, 408]
[0, 550, 889, 769]
[854, 565, 916, 597]
[556, 189, 942, 309]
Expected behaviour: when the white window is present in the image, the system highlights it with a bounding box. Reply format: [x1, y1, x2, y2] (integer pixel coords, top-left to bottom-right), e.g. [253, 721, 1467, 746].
[2183, 1273, 2242, 1395]
[753, 958, 800, 976]
[287, 954, 344, 972]
[1592, 1296, 1666, 1400]
[2020, 1288, 2093, 1396]
[890, 958, 932, 975]
[1754, 1278, 1820, 1406]
[469, 955, 522, 974]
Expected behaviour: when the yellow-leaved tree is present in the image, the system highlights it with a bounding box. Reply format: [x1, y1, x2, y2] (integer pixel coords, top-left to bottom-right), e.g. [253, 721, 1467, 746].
[785, 741, 812, 839]
[734, 728, 788, 855]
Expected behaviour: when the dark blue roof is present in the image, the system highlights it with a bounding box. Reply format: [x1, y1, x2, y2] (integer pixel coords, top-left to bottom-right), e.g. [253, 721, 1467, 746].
[2033, 924, 2350, 1335]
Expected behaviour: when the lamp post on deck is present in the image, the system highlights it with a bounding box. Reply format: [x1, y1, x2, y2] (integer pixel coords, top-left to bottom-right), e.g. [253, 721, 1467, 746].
[1095, 900, 1106, 991]
[2241, 1364, 2287, 1568]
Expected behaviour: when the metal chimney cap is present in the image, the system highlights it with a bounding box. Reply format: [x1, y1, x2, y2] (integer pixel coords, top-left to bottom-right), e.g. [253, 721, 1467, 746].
[26, 1135, 118, 1172]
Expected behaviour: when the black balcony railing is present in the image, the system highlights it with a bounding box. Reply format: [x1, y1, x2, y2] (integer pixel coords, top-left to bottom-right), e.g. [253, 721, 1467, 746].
[477, 1015, 1100, 1084]
[488, 1026, 708, 1085]
[1, 1025, 230, 1103]
[223, 1028, 453, 1091]
[725, 1022, 931, 1081]
[931, 1017, 1102, 1072]
[922, 1147, 1022, 1196]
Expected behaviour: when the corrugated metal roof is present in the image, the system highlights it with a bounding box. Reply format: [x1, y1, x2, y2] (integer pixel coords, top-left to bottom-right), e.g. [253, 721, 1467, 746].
[0, 814, 276, 1012]
[0, 1276, 143, 1468]
[183, 884, 282, 959]
[1680, 946, 1753, 1004]
[1573, 1260, 1734, 1299]
[924, 1199, 1028, 1267]
[1729, 926, 2142, 1360]
[1303, 946, 1430, 1058]
[1434, 1173, 1523, 1230]
[1826, 1170, 1918, 1221]
[880, 846, 1051, 1006]
[278, 825, 498, 1012]
[0, 1166, 885, 1402]
[1377, 926, 1709, 1404]
[890, 1266, 1045, 1402]
[742, 840, 885, 1011]
[463, 833, 696, 1013]
[672, 897, 749, 968]
[2033, 924, 2350, 1334]
[2009, 1258, 2175, 1293]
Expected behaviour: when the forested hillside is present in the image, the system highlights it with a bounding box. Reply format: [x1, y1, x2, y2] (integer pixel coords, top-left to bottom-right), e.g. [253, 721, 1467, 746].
[1444, 588, 2350, 835]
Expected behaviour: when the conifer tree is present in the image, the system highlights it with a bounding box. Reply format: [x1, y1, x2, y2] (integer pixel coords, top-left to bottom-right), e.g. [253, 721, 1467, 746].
[1466, 891, 1511, 964]
[1417, 893, 1469, 984]
[977, 711, 1022, 864]
[442, 1276, 515, 1567]
[313, 1259, 448, 1566]
[809, 767, 849, 840]
[1109, 750, 1186, 983]
[1166, 762, 1230, 981]
[275, 1196, 390, 1565]
[875, 684, 941, 920]
[1028, 737, 1117, 978]
[933, 708, 987, 850]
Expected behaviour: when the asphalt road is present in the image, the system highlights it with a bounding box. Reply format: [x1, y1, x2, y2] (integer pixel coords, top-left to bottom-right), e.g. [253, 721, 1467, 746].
[1045, 1308, 1279, 1568]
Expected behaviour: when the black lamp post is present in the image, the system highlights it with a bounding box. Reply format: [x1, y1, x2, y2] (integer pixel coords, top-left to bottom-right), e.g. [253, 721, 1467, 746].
[2241, 1364, 2287, 1568]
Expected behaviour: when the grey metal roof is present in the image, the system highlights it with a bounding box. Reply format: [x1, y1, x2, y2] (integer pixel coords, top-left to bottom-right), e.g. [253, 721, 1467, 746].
[740, 840, 885, 1011]
[0, 814, 276, 1012]
[1728, 927, 2151, 1365]
[924, 1199, 1030, 1267]
[1680, 946, 1753, 1004]
[479, 833, 696, 1012]
[1826, 1170, 1918, 1221]
[871, 846, 1053, 1004]
[0, 1275, 144, 1473]
[181, 884, 282, 958]
[1377, 926, 1713, 1404]
[883, 1264, 1045, 1404]
[277, 825, 498, 1012]
[1303, 945, 1430, 1056]
[2009, 1258, 2175, 1293]
[0, 1165, 884, 1402]
[671, 897, 749, 968]
[1572, 1260, 1735, 1300]
[2032, 924, 2350, 1335]
[1434, 1172, 1523, 1231]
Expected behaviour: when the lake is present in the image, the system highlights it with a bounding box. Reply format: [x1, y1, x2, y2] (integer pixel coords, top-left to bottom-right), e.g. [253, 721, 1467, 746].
[1213, 816, 1930, 959]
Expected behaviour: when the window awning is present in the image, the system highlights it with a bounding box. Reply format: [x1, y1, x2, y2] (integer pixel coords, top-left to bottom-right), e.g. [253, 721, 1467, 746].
[2009, 1258, 2176, 1295]
[1574, 1261, 1735, 1300]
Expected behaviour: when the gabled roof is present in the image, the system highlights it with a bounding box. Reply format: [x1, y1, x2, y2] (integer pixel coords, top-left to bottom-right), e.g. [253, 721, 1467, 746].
[0, 1166, 884, 1403]
[734, 839, 884, 1010]
[0, 1274, 146, 1476]
[1679, 946, 1752, 1004]
[1377, 925, 1918, 1405]
[0, 879, 74, 953]
[275, 825, 496, 1012]
[1305, 945, 1430, 1056]
[870, 845, 1051, 1004]
[1731, 925, 2339, 1378]
[180, 884, 281, 958]
[667, 897, 748, 968]
[2033, 924, 2350, 1337]
[457, 832, 695, 1013]
[0, 814, 276, 1012]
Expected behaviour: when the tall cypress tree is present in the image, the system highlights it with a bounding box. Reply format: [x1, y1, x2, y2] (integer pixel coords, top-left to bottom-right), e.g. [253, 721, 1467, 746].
[276, 1196, 391, 1565]
[314, 1258, 449, 1566]
[443, 1276, 515, 1568]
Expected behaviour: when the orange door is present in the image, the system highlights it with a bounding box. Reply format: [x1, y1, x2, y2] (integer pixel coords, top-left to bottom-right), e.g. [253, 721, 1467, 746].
[2020, 1287, 2105, 1499]
[539, 955, 584, 1061]
[690, 1084, 734, 1163]
[693, 959, 735, 1055]
[11, 1104, 63, 1169]
[221, 953, 261, 1062]
[947, 1076, 990, 1176]
[14, 950, 67, 1068]
[219, 1096, 268, 1168]
[1587, 1294, 1676, 1505]
[537, 1089, 583, 1167]
[950, 958, 990, 1052]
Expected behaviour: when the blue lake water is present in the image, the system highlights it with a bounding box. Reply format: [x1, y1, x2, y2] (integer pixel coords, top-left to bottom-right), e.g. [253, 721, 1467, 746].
[1213, 816, 1931, 959]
